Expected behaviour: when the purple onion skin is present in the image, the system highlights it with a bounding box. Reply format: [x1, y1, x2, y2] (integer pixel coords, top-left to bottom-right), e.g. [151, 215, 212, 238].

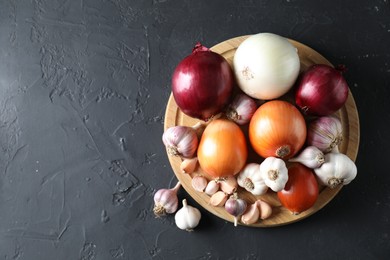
[172, 44, 234, 121]
[295, 64, 349, 116]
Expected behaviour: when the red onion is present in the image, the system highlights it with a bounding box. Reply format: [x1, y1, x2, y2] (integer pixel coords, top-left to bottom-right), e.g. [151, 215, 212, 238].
[172, 43, 234, 121]
[295, 64, 349, 116]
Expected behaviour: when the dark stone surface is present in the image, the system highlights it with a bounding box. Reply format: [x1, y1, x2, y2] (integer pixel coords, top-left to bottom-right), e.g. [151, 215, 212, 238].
[0, 0, 389, 259]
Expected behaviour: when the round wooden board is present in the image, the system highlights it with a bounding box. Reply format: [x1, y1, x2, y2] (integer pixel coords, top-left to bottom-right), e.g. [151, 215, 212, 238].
[164, 35, 360, 227]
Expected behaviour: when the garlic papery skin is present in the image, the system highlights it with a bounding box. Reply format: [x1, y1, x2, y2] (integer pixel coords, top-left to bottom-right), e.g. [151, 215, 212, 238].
[204, 180, 220, 196]
[224, 194, 247, 226]
[153, 182, 181, 217]
[307, 116, 343, 153]
[289, 146, 325, 169]
[314, 153, 357, 189]
[162, 126, 198, 158]
[175, 199, 201, 231]
[259, 157, 288, 192]
[225, 93, 257, 125]
[241, 202, 260, 225]
[237, 163, 268, 195]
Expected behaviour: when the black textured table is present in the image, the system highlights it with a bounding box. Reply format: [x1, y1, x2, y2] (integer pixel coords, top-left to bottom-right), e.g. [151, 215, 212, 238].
[0, 1, 389, 259]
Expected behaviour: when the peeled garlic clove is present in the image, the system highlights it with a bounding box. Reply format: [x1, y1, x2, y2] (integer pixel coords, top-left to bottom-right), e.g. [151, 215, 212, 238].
[204, 180, 220, 196]
[257, 200, 272, 220]
[180, 157, 198, 174]
[175, 199, 201, 231]
[225, 93, 258, 125]
[241, 202, 260, 225]
[219, 176, 238, 195]
[289, 146, 325, 169]
[162, 126, 198, 158]
[209, 191, 228, 207]
[225, 195, 247, 227]
[191, 175, 208, 192]
[153, 182, 181, 217]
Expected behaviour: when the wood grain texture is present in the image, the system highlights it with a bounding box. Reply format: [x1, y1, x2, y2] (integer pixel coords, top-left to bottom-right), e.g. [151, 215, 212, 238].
[164, 35, 360, 227]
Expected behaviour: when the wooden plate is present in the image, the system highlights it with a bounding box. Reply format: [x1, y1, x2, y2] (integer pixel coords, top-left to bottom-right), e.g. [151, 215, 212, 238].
[164, 35, 360, 227]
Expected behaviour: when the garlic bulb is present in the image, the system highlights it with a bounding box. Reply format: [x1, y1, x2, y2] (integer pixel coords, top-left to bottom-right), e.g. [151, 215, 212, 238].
[314, 153, 357, 188]
[162, 126, 198, 158]
[153, 182, 181, 217]
[289, 146, 325, 169]
[307, 116, 343, 153]
[259, 157, 288, 192]
[224, 194, 247, 226]
[225, 93, 257, 125]
[175, 199, 201, 231]
[237, 163, 268, 195]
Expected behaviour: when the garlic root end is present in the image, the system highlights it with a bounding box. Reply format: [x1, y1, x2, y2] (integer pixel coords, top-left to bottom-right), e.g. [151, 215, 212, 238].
[153, 204, 166, 217]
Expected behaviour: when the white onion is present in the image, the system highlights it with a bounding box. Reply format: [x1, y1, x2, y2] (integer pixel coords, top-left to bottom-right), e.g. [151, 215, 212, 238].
[233, 33, 300, 100]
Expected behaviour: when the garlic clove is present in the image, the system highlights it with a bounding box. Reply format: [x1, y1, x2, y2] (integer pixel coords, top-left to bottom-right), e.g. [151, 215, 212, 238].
[191, 175, 208, 192]
[289, 146, 325, 169]
[209, 191, 228, 207]
[241, 202, 260, 225]
[162, 126, 199, 158]
[180, 157, 198, 174]
[153, 181, 181, 217]
[257, 200, 273, 220]
[218, 176, 238, 195]
[175, 199, 201, 231]
[204, 180, 220, 196]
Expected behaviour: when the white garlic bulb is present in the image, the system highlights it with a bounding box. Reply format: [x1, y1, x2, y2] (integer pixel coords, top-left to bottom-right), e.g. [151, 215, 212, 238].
[314, 153, 357, 188]
[237, 163, 268, 195]
[259, 157, 288, 192]
[175, 199, 201, 231]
